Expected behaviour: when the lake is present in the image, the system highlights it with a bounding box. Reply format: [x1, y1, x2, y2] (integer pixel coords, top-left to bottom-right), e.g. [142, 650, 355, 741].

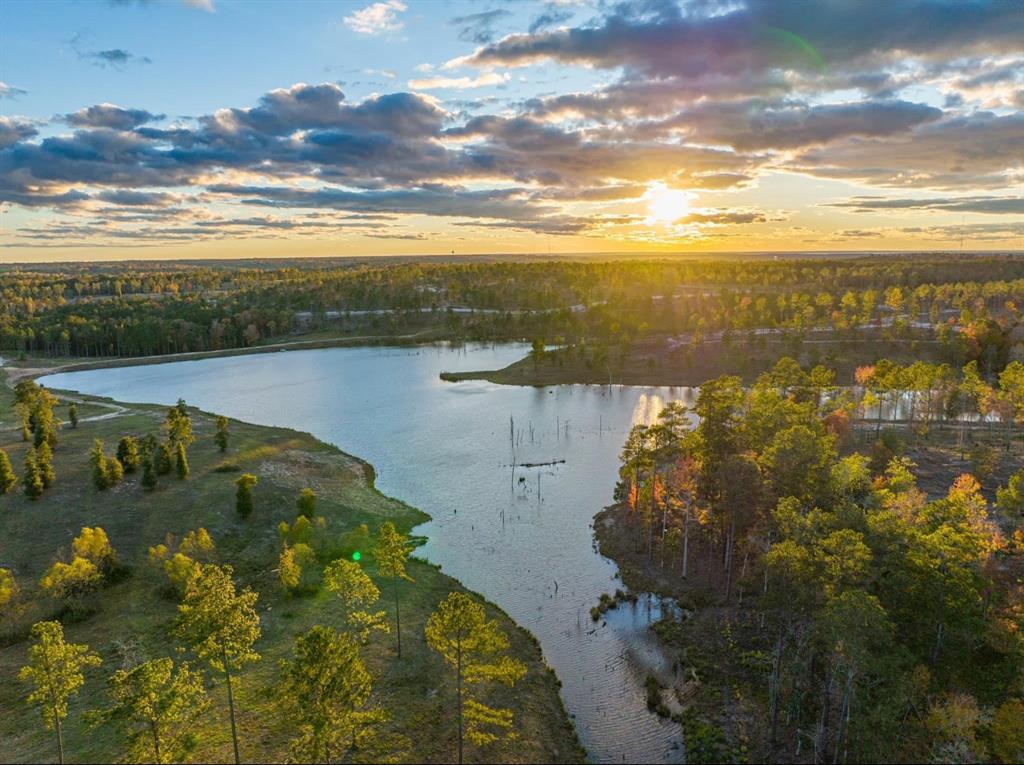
[42, 343, 700, 763]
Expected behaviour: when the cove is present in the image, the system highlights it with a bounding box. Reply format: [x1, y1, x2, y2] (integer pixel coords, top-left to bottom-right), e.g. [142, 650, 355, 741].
[42, 342, 697, 763]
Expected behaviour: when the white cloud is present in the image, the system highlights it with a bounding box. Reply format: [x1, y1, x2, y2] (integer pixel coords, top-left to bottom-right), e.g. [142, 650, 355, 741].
[408, 72, 510, 91]
[344, 1, 407, 36]
[183, 0, 215, 11]
[0, 81, 28, 99]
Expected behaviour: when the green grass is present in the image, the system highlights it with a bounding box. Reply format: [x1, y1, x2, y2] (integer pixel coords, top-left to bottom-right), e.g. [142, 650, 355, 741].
[0, 376, 583, 764]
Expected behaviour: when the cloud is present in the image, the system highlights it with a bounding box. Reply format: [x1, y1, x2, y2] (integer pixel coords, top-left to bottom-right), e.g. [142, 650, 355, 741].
[829, 195, 1024, 215]
[0, 116, 39, 148]
[3, 0, 1022, 257]
[830, 222, 1024, 242]
[0, 82, 27, 99]
[529, 5, 574, 34]
[196, 83, 446, 138]
[80, 48, 152, 69]
[679, 210, 772, 225]
[449, 9, 512, 44]
[95, 189, 184, 206]
[633, 98, 943, 150]
[65, 104, 163, 130]
[344, 1, 407, 36]
[462, 0, 1024, 79]
[792, 111, 1024, 189]
[408, 72, 510, 90]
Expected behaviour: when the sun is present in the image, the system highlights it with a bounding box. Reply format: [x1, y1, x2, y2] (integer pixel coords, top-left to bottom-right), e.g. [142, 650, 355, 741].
[644, 183, 693, 225]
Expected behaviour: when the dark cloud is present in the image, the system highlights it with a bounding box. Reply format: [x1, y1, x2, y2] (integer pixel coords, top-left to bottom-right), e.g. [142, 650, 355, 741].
[631, 99, 942, 150]
[793, 111, 1024, 189]
[206, 183, 549, 221]
[450, 9, 512, 44]
[0, 117, 38, 148]
[65, 104, 163, 130]
[95, 189, 183, 206]
[463, 0, 1024, 79]
[200, 83, 444, 138]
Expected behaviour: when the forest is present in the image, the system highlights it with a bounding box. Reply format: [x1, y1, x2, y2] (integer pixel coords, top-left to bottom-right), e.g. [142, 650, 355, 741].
[601, 356, 1024, 763]
[2, 256, 1023, 376]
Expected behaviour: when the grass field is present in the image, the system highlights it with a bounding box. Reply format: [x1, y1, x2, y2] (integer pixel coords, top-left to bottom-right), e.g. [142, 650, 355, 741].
[0, 372, 584, 764]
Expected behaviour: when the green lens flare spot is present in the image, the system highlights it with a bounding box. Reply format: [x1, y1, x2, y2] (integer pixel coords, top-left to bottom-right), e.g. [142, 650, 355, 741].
[352, 551, 362, 561]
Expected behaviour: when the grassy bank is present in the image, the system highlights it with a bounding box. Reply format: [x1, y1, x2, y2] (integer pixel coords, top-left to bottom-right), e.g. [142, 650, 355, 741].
[0, 373, 584, 764]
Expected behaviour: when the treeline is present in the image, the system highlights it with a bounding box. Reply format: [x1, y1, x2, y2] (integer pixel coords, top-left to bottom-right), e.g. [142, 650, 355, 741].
[614, 358, 1024, 762]
[2, 256, 1023, 363]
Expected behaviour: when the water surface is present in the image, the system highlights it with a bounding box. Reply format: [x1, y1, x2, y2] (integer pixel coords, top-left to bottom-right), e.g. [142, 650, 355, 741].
[43, 344, 694, 763]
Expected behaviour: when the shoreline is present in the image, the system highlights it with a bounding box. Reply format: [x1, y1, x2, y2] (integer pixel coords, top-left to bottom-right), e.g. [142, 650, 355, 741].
[1, 330, 451, 383]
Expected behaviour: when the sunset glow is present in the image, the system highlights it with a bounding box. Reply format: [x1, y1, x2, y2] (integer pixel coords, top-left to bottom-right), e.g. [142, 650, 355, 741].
[0, 0, 1021, 261]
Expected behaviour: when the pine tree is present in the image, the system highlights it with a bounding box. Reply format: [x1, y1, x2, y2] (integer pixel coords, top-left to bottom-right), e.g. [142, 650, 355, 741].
[215, 415, 229, 453]
[155, 443, 173, 476]
[280, 625, 387, 763]
[90, 439, 110, 490]
[175, 442, 189, 480]
[140, 433, 158, 457]
[175, 564, 260, 765]
[68, 403, 78, 429]
[376, 521, 414, 657]
[165, 402, 194, 447]
[323, 558, 389, 641]
[235, 473, 257, 518]
[296, 487, 317, 518]
[0, 567, 18, 617]
[89, 657, 210, 764]
[23, 448, 44, 500]
[141, 455, 158, 491]
[18, 621, 102, 765]
[0, 448, 16, 494]
[425, 592, 526, 764]
[106, 454, 124, 487]
[116, 436, 141, 473]
[37, 441, 56, 489]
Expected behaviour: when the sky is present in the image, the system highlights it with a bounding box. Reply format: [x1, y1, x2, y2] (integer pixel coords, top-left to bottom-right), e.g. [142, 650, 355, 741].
[1, 0, 1022, 262]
